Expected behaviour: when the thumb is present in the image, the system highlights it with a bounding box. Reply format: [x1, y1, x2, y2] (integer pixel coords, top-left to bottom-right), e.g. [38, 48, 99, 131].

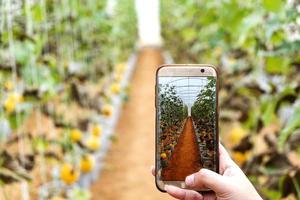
[185, 168, 229, 193]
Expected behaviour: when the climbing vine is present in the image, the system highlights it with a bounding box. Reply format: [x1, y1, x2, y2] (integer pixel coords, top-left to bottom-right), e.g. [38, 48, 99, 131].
[0, 0, 136, 199]
[191, 77, 216, 171]
[158, 83, 188, 168]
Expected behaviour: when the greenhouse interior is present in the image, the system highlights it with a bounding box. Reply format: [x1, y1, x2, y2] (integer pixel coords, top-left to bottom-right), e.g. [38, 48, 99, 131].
[0, 0, 300, 199]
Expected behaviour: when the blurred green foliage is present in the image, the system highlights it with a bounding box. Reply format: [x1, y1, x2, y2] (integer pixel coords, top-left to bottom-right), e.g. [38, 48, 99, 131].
[158, 84, 187, 130]
[0, 0, 136, 198]
[161, 0, 300, 199]
[0, 0, 136, 129]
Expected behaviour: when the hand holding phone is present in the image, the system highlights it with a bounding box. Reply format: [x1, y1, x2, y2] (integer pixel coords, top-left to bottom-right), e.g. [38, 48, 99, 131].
[155, 65, 219, 192]
[151, 144, 263, 200]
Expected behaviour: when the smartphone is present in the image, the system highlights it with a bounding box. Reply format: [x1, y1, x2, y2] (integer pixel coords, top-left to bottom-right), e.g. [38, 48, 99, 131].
[155, 64, 219, 192]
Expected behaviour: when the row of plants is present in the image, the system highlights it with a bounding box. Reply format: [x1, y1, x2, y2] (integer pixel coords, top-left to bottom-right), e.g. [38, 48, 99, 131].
[158, 84, 188, 168]
[191, 77, 217, 171]
[161, 0, 300, 199]
[0, 0, 136, 199]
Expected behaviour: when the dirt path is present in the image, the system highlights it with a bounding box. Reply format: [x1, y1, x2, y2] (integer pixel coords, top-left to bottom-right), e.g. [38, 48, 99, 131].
[91, 48, 173, 200]
[162, 117, 201, 181]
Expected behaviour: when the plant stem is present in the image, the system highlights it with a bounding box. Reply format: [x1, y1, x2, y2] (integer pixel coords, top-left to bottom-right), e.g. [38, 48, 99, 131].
[292, 177, 300, 200]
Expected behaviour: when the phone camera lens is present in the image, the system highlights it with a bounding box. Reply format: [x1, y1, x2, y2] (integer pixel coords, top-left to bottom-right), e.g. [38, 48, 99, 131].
[201, 69, 205, 73]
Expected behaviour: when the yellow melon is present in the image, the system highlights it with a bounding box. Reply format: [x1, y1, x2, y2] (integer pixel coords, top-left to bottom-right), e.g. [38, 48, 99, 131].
[60, 163, 80, 185]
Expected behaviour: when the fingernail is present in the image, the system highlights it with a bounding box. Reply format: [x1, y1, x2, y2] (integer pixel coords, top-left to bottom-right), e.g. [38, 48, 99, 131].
[164, 185, 169, 190]
[150, 165, 153, 172]
[185, 174, 195, 186]
[165, 185, 176, 193]
[165, 185, 172, 192]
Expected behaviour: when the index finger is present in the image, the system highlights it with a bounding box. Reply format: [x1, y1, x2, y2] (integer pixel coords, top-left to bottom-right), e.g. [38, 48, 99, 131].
[219, 142, 238, 174]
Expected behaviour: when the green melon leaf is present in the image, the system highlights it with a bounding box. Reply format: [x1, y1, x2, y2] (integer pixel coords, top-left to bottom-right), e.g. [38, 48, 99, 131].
[279, 106, 300, 150]
[265, 56, 290, 74]
[262, 0, 284, 12]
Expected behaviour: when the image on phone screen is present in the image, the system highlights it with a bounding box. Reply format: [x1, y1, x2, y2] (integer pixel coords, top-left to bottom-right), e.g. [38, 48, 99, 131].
[156, 75, 217, 182]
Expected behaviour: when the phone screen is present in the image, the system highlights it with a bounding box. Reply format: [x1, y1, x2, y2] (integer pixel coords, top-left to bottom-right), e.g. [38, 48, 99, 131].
[156, 74, 218, 182]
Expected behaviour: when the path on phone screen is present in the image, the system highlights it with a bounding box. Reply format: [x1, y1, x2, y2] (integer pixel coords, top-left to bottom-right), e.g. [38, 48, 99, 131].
[162, 116, 201, 180]
[91, 48, 173, 200]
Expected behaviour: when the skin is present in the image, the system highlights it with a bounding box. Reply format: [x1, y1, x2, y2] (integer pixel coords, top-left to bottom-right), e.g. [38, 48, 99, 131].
[152, 143, 263, 200]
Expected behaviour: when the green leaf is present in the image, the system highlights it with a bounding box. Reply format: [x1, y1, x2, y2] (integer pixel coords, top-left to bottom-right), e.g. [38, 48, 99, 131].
[292, 177, 300, 199]
[8, 111, 28, 129]
[261, 188, 281, 200]
[236, 12, 262, 45]
[259, 41, 300, 57]
[21, 64, 59, 95]
[296, 146, 300, 156]
[182, 28, 197, 43]
[279, 106, 300, 149]
[13, 41, 35, 65]
[265, 56, 290, 74]
[261, 100, 277, 126]
[262, 0, 284, 12]
[33, 137, 48, 152]
[270, 30, 285, 46]
[31, 4, 44, 22]
[69, 187, 91, 200]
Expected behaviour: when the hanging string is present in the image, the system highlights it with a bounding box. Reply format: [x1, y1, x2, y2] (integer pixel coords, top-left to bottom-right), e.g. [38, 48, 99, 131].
[0, 0, 5, 32]
[25, 0, 32, 36]
[6, 0, 29, 199]
[37, 0, 49, 187]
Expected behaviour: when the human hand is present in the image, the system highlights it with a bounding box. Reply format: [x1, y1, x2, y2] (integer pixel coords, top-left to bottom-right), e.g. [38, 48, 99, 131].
[151, 143, 263, 200]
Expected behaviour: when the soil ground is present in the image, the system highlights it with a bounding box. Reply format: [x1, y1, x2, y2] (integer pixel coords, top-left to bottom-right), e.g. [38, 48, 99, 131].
[162, 117, 201, 181]
[91, 48, 173, 200]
